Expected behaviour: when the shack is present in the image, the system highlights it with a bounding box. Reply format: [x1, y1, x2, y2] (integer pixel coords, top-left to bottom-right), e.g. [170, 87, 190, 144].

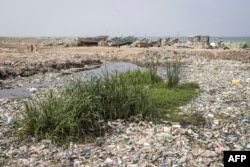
[188, 35, 210, 48]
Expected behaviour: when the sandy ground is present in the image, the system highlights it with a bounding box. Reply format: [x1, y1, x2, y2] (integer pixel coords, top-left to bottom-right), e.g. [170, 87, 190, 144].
[0, 37, 250, 69]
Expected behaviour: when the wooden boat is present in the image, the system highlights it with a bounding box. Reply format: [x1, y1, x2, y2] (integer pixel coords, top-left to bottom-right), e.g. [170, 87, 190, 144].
[108, 36, 137, 47]
[77, 35, 108, 46]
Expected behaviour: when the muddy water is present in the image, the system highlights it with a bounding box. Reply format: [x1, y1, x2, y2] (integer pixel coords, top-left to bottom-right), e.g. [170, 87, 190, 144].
[0, 62, 141, 99]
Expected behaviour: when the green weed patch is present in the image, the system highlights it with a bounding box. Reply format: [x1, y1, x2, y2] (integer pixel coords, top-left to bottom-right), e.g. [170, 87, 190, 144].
[18, 64, 202, 144]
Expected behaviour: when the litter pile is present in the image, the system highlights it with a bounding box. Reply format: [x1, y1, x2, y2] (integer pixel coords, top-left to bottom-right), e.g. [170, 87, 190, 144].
[0, 51, 250, 166]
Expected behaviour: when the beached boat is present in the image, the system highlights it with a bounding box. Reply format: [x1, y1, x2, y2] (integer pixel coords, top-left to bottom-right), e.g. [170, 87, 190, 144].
[108, 36, 137, 47]
[77, 35, 108, 46]
[134, 38, 160, 48]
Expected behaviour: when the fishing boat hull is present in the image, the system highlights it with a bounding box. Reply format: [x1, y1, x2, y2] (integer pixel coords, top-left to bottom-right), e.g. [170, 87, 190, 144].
[77, 35, 108, 46]
[108, 36, 137, 47]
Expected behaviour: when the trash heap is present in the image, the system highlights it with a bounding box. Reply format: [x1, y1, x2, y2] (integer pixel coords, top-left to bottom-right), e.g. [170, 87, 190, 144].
[0, 51, 250, 166]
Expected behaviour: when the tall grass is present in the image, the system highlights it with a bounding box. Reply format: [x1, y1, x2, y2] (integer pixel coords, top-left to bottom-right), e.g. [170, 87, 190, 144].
[146, 56, 162, 83]
[165, 57, 182, 87]
[18, 59, 201, 144]
[18, 70, 158, 143]
[20, 90, 103, 143]
[63, 70, 156, 121]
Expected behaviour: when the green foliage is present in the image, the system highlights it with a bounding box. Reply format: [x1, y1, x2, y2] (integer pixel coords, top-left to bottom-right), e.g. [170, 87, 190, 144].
[19, 90, 102, 143]
[149, 83, 199, 122]
[76, 70, 155, 121]
[18, 70, 156, 144]
[145, 56, 163, 83]
[18, 65, 201, 144]
[165, 58, 182, 87]
[120, 69, 162, 85]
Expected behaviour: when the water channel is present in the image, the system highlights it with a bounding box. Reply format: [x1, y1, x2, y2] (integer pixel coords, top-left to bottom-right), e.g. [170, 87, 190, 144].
[0, 62, 145, 99]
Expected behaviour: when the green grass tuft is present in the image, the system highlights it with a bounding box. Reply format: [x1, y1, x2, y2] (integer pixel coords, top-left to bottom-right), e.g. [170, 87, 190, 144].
[165, 57, 183, 87]
[19, 90, 103, 143]
[17, 64, 202, 144]
[149, 83, 199, 122]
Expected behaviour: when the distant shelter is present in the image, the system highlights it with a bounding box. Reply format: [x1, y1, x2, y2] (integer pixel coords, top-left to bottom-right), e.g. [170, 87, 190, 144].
[188, 35, 210, 48]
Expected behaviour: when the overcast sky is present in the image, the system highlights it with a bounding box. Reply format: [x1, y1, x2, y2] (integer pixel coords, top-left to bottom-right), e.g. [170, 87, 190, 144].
[0, 0, 249, 37]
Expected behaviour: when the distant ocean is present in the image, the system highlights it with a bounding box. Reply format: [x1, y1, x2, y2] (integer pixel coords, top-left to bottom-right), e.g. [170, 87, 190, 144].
[144, 36, 250, 42]
[56, 36, 250, 42]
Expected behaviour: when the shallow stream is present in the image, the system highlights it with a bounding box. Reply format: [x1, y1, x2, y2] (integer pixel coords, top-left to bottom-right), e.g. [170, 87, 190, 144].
[0, 62, 142, 99]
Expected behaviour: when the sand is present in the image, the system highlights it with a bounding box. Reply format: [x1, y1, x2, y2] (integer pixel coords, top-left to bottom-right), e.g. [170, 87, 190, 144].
[0, 37, 249, 72]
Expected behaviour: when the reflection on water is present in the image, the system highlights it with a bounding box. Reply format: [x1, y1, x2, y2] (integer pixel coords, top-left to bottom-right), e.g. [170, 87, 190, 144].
[0, 62, 141, 99]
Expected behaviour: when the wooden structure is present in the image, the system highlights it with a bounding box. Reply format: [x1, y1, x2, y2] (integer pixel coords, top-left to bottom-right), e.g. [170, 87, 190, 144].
[77, 35, 108, 46]
[188, 35, 210, 48]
